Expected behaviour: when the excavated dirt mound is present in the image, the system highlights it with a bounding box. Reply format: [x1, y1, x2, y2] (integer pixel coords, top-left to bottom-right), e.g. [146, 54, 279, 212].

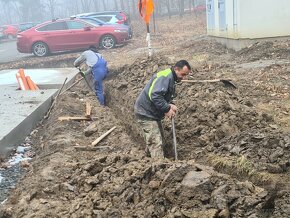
[236, 40, 290, 62]
[0, 80, 273, 218]
[106, 56, 290, 174]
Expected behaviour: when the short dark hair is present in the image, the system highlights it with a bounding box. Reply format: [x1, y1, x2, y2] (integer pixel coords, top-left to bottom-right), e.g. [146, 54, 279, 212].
[89, 45, 98, 53]
[175, 60, 191, 70]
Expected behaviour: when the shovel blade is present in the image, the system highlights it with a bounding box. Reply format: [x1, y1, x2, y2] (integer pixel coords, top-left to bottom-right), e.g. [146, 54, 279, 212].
[220, 80, 237, 89]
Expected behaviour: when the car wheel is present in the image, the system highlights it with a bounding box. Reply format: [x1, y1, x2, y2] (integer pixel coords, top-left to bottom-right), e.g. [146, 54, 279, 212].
[100, 34, 116, 49]
[32, 42, 49, 57]
[7, 34, 14, 40]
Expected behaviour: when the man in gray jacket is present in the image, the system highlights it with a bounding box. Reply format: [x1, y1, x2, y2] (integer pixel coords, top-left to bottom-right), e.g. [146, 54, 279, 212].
[74, 46, 108, 106]
[134, 60, 191, 158]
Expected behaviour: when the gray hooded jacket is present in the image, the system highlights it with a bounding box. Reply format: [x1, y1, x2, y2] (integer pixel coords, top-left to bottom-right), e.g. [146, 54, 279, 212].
[134, 68, 177, 121]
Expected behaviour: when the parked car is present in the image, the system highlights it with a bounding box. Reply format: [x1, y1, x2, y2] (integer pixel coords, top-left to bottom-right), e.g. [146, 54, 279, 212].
[0, 29, 4, 39]
[0, 25, 18, 39]
[17, 22, 40, 32]
[74, 11, 133, 38]
[79, 17, 131, 37]
[17, 18, 130, 57]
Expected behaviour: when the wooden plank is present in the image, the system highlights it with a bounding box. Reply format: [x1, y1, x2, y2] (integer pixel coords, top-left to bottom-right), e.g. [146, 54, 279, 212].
[74, 146, 111, 151]
[58, 116, 92, 121]
[85, 101, 92, 118]
[91, 126, 116, 146]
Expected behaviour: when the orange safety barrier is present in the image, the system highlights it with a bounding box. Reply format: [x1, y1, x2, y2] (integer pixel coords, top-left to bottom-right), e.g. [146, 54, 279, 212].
[16, 69, 39, 91]
[32, 79, 39, 90]
[18, 68, 29, 90]
[16, 73, 26, 90]
[26, 76, 36, 90]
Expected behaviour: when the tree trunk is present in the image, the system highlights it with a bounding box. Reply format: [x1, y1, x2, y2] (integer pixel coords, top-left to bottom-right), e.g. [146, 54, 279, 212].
[93, 0, 99, 11]
[48, 0, 55, 19]
[127, 0, 132, 18]
[102, 0, 107, 11]
[120, 0, 125, 10]
[188, 0, 192, 14]
[179, 0, 185, 17]
[131, 0, 137, 17]
[166, 0, 171, 19]
[114, 0, 118, 10]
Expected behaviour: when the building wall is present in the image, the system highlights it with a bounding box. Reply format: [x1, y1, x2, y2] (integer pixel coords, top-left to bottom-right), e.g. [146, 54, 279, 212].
[207, 0, 290, 39]
[238, 0, 290, 39]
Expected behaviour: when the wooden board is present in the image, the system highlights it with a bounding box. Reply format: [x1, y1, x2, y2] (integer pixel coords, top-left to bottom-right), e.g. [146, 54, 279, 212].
[58, 116, 92, 121]
[85, 101, 92, 118]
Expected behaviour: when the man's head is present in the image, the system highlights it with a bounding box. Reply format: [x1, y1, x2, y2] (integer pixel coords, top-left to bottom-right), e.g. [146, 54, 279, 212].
[89, 45, 98, 53]
[174, 60, 191, 81]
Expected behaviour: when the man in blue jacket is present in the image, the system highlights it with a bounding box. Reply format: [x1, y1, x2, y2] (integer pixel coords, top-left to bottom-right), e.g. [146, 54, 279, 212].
[134, 60, 191, 158]
[74, 46, 108, 106]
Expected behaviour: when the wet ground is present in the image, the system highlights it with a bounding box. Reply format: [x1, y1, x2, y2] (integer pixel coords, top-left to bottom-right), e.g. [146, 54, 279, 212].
[0, 165, 26, 203]
[0, 14, 289, 217]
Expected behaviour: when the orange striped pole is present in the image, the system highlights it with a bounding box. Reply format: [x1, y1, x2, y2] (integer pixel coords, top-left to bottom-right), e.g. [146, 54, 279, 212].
[16, 73, 26, 90]
[18, 69, 29, 90]
[32, 80, 39, 90]
[26, 76, 36, 90]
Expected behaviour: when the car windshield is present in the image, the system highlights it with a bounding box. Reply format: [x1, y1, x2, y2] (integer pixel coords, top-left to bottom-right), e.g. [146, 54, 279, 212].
[80, 18, 107, 26]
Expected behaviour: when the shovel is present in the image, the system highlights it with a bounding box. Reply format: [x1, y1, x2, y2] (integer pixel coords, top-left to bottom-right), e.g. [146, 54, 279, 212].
[182, 79, 237, 89]
[77, 67, 95, 93]
[171, 117, 178, 160]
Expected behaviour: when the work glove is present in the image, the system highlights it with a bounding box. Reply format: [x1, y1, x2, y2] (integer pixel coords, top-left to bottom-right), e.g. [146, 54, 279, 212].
[80, 71, 86, 78]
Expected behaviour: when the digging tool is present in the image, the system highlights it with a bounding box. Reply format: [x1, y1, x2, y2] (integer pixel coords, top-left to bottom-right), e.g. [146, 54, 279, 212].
[44, 77, 67, 119]
[77, 67, 95, 93]
[182, 79, 237, 89]
[171, 117, 178, 160]
[60, 76, 84, 95]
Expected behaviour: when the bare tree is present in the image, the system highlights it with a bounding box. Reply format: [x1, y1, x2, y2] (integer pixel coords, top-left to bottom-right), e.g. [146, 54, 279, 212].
[179, 0, 185, 17]
[102, 0, 107, 11]
[113, 0, 118, 11]
[45, 0, 56, 19]
[120, 0, 125, 10]
[166, 0, 172, 18]
[80, 0, 92, 12]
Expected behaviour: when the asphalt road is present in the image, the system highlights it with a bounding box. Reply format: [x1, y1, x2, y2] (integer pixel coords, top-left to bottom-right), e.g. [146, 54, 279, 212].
[0, 40, 33, 63]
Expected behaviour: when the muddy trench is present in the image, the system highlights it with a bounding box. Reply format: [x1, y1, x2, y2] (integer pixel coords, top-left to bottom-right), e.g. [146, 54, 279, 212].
[104, 57, 290, 218]
[0, 56, 289, 217]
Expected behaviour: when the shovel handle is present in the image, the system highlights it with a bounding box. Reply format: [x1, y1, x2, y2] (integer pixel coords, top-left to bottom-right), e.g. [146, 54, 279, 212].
[182, 79, 222, 83]
[171, 117, 178, 160]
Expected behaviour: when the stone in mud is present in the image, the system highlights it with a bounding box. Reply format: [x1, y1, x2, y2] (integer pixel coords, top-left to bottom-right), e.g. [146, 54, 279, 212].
[117, 81, 128, 90]
[148, 180, 161, 189]
[230, 145, 242, 155]
[181, 209, 219, 218]
[161, 166, 192, 188]
[63, 183, 75, 192]
[181, 170, 211, 188]
[269, 147, 284, 163]
[84, 162, 103, 176]
[211, 185, 229, 210]
[85, 176, 100, 185]
[218, 208, 230, 218]
[84, 122, 98, 137]
[153, 64, 159, 72]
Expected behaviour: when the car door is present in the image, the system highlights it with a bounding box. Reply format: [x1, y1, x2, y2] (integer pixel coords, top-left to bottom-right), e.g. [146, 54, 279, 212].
[37, 21, 69, 51]
[65, 20, 100, 49]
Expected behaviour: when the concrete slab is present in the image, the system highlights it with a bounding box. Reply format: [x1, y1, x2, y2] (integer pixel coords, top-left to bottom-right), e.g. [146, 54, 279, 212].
[0, 68, 79, 157]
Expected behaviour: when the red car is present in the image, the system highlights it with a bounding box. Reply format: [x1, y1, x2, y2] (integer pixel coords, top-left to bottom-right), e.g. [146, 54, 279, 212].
[0, 25, 18, 39]
[17, 18, 129, 57]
